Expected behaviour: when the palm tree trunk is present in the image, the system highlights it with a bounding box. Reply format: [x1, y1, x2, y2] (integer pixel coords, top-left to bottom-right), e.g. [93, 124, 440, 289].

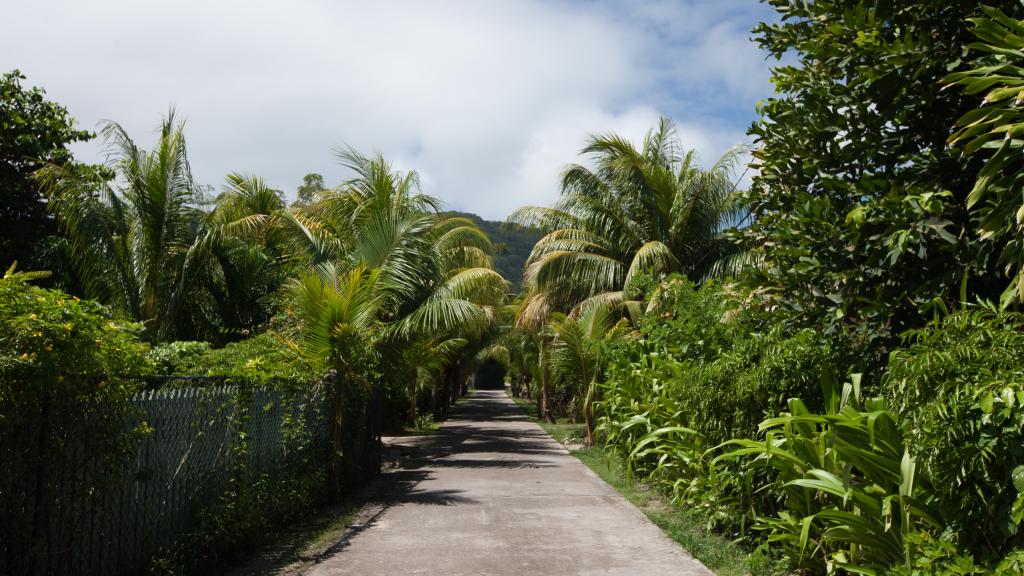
[410, 381, 417, 427]
[583, 378, 596, 446]
[538, 343, 553, 423]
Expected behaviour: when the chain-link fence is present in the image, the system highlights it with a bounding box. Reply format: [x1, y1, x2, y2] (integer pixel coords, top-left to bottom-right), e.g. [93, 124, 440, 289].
[0, 375, 380, 576]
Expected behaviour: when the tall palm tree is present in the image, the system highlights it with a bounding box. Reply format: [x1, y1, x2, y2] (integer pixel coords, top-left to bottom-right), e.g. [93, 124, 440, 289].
[37, 114, 268, 342]
[510, 117, 749, 313]
[282, 148, 506, 423]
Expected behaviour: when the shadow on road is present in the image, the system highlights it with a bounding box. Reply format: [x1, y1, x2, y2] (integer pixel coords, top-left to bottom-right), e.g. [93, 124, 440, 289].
[369, 391, 563, 508]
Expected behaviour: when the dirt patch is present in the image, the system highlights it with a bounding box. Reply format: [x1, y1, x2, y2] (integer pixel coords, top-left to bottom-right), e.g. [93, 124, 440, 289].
[562, 441, 585, 452]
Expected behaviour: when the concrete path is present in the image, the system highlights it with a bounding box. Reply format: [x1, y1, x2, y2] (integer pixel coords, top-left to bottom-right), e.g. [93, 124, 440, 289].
[307, 390, 712, 576]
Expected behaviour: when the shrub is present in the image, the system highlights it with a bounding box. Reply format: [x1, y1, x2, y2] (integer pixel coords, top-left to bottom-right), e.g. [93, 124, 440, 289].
[147, 333, 305, 382]
[884, 310, 1024, 559]
[595, 279, 836, 546]
[0, 271, 151, 383]
[677, 326, 832, 445]
[146, 340, 212, 374]
[717, 377, 940, 575]
[638, 275, 744, 364]
[617, 278, 834, 446]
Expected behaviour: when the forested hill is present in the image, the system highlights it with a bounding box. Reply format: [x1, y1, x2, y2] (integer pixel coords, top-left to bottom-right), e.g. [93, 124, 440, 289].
[444, 211, 539, 291]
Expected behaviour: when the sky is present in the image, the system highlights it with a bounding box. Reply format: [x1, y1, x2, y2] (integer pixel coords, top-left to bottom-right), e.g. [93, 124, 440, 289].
[1, 0, 778, 220]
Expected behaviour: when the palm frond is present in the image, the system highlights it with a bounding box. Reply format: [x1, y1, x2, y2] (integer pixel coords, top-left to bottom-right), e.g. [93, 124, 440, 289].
[625, 240, 679, 287]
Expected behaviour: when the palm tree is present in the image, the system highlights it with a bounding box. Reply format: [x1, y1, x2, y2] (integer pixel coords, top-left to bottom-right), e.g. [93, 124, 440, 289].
[282, 148, 506, 424]
[202, 174, 290, 340]
[38, 112, 208, 340]
[510, 117, 749, 313]
[286, 264, 384, 376]
[402, 336, 468, 425]
[507, 294, 556, 422]
[37, 114, 271, 342]
[547, 304, 633, 445]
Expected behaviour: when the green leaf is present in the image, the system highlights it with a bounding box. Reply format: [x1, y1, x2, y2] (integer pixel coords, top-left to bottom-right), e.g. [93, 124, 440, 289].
[1013, 493, 1024, 525]
[980, 392, 995, 414]
[899, 450, 915, 499]
[798, 514, 815, 563]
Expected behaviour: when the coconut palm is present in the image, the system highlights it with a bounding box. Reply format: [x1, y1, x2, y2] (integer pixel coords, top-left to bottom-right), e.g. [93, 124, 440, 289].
[284, 149, 503, 336]
[201, 174, 291, 340]
[38, 115, 276, 342]
[506, 294, 557, 422]
[547, 303, 633, 444]
[286, 263, 384, 375]
[36, 111, 253, 341]
[282, 148, 506, 424]
[510, 117, 749, 313]
[402, 336, 468, 425]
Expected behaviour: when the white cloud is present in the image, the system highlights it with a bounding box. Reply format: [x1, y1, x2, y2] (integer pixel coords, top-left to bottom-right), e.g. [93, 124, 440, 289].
[1, 0, 773, 219]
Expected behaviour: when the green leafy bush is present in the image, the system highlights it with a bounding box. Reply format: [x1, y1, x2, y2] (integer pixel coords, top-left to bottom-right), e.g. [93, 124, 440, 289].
[743, 0, 1019, 351]
[610, 278, 833, 446]
[0, 271, 152, 383]
[595, 279, 837, 547]
[638, 276, 743, 364]
[147, 333, 305, 382]
[593, 276, 1024, 572]
[946, 6, 1024, 307]
[885, 310, 1024, 559]
[146, 340, 212, 374]
[679, 326, 832, 445]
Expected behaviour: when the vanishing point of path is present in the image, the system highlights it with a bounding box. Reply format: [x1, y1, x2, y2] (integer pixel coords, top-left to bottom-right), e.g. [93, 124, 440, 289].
[307, 390, 711, 576]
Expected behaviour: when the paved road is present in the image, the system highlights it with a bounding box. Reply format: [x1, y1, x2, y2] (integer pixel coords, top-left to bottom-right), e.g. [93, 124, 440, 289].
[307, 390, 712, 576]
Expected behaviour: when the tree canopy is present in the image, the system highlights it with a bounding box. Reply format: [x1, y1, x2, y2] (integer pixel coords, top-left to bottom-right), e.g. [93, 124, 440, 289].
[0, 70, 93, 269]
[742, 0, 1024, 359]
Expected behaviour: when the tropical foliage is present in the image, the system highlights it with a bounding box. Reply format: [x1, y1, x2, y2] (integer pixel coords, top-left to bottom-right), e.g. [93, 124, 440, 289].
[510, 117, 747, 314]
[503, 118, 751, 428]
[742, 0, 1024, 362]
[546, 303, 632, 444]
[35, 113, 276, 342]
[0, 263, 152, 391]
[502, 3, 1024, 575]
[9, 1, 1024, 573]
[0, 70, 94, 270]
[4, 88, 505, 434]
[271, 148, 506, 431]
[586, 278, 1024, 574]
[885, 310, 1024, 559]
[147, 333, 304, 382]
[445, 211, 539, 291]
[946, 6, 1024, 308]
